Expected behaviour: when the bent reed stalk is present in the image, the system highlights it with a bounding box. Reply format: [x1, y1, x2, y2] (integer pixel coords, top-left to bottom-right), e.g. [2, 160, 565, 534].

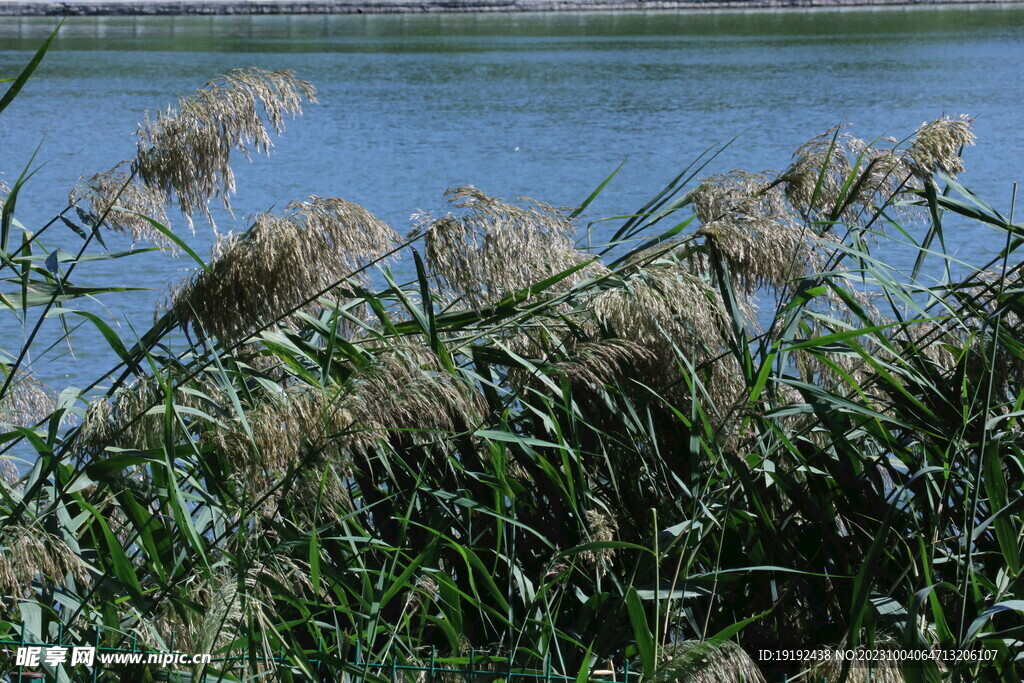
[1, 41, 1022, 683]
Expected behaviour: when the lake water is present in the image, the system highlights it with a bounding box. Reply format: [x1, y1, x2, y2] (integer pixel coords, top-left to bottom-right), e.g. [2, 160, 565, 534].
[1, 8, 1023, 398]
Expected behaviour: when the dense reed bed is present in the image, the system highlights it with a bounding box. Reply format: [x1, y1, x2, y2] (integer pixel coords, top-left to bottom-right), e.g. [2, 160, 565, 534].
[1, 30, 1022, 682]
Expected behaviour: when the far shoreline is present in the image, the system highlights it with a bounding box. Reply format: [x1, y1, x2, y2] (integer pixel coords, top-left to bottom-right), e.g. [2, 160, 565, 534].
[1, 0, 1023, 16]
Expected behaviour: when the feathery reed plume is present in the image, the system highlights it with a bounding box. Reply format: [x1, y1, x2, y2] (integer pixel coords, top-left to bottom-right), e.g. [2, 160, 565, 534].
[342, 344, 485, 449]
[589, 261, 743, 404]
[403, 574, 439, 615]
[198, 554, 318, 662]
[591, 262, 729, 356]
[650, 641, 766, 683]
[208, 384, 353, 490]
[0, 458, 18, 484]
[288, 448, 353, 523]
[906, 114, 975, 182]
[690, 169, 821, 296]
[197, 558, 311, 675]
[0, 524, 90, 600]
[691, 170, 786, 225]
[0, 368, 56, 428]
[69, 162, 175, 250]
[580, 509, 618, 575]
[697, 217, 810, 295]
[779, 127, 925, 222]
[779, 127, 855, 218]
[167, 196, 397, 344]
[541, 338, 653, 389]
[803, 637, 906, 682]
[77, 374, 220, 458]
[413, 186, 602, 310]
[890, 320, 962, 375]
[144, 571, 206, 654]
[841, 136, 911, 211]
[134, 68, 317, 229]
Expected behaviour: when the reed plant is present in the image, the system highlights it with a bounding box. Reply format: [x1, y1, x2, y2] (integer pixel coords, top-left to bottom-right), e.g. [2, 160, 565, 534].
[1, 29, 1021, 682]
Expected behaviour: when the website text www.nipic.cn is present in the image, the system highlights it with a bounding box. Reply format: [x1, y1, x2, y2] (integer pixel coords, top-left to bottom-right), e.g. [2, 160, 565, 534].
[14, 646, 212, 668]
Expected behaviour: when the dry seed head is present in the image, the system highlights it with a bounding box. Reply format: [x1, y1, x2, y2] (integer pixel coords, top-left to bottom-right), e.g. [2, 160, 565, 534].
[210, 384, 354, 490]
[69, 163, 175, 250]
[780, 127, 856, 218]
[805, 636, 905, 682]
[404, 574, 440, 614]
[0, 524, 90, 600]
[0, 458, 18, 484]
[890, 320, 961, 375]
[78, 374, 222, 458]
[542, 338, 654, 389]
[1, 368, 56, 429]
[590, 262, 730, 361]
[589, 262, 746, 414]
[167, 196, 397, 344]
[580, 509, 618, 574]
[697, 217, 810, 295]
[651, 641, 766, 683]
[134, 68, 317, 229]
[199, 554, 317, 666]
[906, 114, 975, 182]
[841, 137, 912, 211]
[288, 447, 354, 524]
[414, 186, 603, 310]
[342, 344, 485, 449]
[691, 170, 786, 225]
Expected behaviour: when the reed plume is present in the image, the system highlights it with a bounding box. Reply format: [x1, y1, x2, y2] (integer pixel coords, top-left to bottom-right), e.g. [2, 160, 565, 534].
[77, 374, 221, 458]
[690, 169, 820, 297]
[540, 338, 653, 390]
[133, 68, 316, 229]
[167, 196, 397, 344]
[650, 641, 766, 683]
[0, 458, 18, 484]
[779, 127, 855, 218]
[692, 170, 787, 225]
[589, 261, 743, 406]
[906, 114, 975, 182]
[414, 186, 602, 310]
[580, 509, 618, 575]
[0, 524, 90, 601]
[341, 344, 485, 449]
[208, 384, 353, 492]
[0, 368, 56, 429]
[198, 556, 314, 674]
[69, 163, 174, 249]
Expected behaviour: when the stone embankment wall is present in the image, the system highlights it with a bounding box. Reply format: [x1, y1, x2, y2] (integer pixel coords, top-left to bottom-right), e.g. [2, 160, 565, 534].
[0, 0, 1018, 15]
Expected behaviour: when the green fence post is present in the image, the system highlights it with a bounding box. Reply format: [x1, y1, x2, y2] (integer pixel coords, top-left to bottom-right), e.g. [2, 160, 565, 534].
[92, 627, 100, 683]
[429, 646, 436, 683]
[623, 659, 629, 683]
[17, 620, 26, 681]
[544, 653, 551, 682]
[467, 648, 474, 683]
